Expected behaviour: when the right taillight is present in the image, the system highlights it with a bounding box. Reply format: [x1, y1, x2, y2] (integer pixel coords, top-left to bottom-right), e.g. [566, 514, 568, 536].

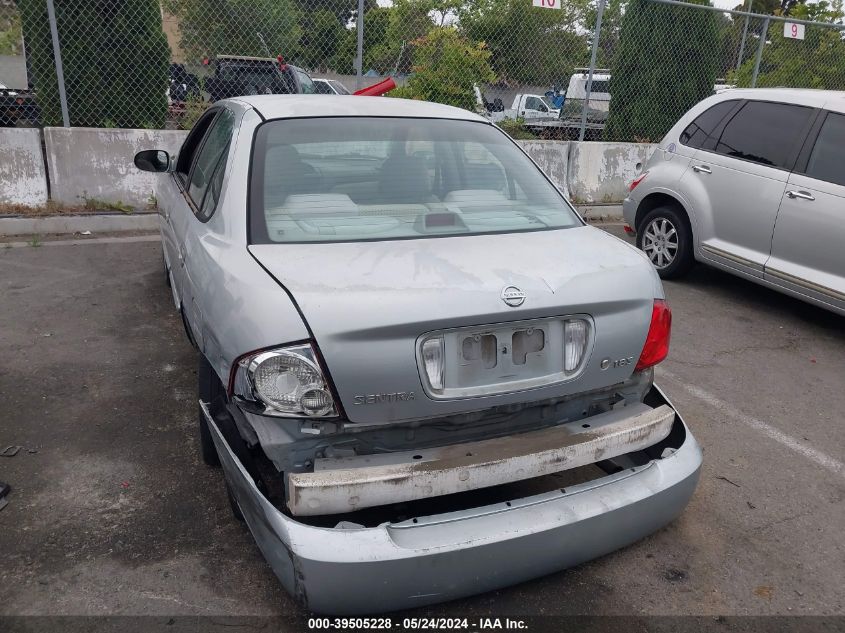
[635, 299, 672, 371]
[629, 171, 648, 191]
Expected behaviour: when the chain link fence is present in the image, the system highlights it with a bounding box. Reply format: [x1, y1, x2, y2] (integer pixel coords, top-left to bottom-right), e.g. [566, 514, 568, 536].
[0, 0, 843, 140]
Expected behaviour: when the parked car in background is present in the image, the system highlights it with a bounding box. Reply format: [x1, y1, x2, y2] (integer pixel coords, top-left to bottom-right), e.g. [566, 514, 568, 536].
[488, 93, 561, 123]
[167, 63, 201, 118]
[624, 88, 845, 315]
[134, 95, 701, 614]
[205, 55, 316, 102]
[313, 78, 351, 95]
[0, 83, 40, 128]
[559, 68, 612, 126]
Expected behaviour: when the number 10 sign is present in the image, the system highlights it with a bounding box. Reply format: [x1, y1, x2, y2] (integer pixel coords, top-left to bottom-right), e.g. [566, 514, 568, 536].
[533, 0, 561, 8]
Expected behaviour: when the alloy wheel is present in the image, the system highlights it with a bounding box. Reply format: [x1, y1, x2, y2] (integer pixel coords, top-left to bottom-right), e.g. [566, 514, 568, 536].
[642, 217, 679, 269]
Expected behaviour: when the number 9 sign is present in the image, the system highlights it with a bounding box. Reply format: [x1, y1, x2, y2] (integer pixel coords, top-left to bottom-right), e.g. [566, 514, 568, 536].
[783, 22, 805, 40]
[532, 0, 561, 9]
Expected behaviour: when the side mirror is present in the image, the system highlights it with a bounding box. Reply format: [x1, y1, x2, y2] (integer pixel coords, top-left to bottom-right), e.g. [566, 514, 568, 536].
[134, 149, 171, 173]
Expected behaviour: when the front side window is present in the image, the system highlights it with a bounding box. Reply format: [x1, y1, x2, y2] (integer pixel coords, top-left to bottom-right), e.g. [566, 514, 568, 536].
[314, 80, 333, 95]
[249, 117, 581, 244]
[525, 97, 541, 110]
[176, 111, 217, 181]
[188, 109, 235, 211]
[804, 112, 845, 187]
[715, 101, 813, 169]
[680, 100, 737, 149]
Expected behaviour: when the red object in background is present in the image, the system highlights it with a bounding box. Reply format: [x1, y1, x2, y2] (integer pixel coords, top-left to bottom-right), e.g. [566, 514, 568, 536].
[623, 225, 635, 234]
[277, 55, 288, 72]
[353, 77, 397, 97]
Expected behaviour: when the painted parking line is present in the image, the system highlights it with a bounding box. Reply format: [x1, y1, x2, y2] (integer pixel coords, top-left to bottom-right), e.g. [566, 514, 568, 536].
[657, 367, 845, 479]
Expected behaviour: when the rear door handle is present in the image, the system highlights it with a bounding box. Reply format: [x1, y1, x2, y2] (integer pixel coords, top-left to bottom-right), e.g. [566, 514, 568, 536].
[786, 190, 815, 201]
[692, 165, 712, 174]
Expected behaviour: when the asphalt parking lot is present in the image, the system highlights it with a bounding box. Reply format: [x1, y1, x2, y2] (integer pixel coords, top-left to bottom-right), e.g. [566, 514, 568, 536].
[1, 227, 843, 621]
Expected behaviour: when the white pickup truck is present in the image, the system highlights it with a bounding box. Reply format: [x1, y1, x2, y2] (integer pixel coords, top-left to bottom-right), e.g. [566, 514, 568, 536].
[480, 92, 560, 123]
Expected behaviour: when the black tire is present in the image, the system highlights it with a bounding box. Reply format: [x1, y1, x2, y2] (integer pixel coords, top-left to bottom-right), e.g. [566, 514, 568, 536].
[226, 483, 245, 522]
[198, 354, 224, 468]
[636, 205, 695, 279]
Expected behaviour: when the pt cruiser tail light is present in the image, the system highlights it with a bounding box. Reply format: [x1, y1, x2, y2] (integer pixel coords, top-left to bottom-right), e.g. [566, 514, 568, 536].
[629, 171, 648, 191]
[635, 299, 672, 371]
[230, 343, 337, 417]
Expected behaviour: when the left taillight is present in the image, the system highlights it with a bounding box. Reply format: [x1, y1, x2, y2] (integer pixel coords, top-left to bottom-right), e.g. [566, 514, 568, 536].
[635, 299, 671, 371]
[629, 171, 648, 192]
[229, 343, 337, 418]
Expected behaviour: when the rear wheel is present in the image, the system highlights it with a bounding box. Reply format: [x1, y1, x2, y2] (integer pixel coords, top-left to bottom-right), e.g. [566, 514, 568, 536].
[637, 206, 694, 279]
[198, 354, 224, 468]
[226, 483, 245, 522]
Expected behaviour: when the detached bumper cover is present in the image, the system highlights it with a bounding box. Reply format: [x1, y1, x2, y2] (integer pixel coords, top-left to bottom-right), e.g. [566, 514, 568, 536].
[204, 386, 701, 614]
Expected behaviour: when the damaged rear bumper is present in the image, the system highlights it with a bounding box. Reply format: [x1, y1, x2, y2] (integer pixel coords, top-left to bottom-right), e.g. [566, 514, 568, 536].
[204, 386, 701, 614]
[289, 402, 675, 516]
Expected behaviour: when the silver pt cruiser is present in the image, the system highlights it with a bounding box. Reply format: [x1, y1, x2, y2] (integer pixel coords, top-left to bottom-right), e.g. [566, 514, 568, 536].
[135, 96, 702, 614]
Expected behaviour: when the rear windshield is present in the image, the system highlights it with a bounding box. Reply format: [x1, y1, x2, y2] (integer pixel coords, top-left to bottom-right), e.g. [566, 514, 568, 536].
[249, 117, 581, 244]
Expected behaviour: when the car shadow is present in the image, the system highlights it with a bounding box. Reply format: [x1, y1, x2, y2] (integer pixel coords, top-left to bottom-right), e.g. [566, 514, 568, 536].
[668, 263, 843, 337]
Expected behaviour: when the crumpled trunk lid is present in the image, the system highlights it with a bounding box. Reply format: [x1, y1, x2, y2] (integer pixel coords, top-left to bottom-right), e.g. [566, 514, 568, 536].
[249, 226, 659, 423]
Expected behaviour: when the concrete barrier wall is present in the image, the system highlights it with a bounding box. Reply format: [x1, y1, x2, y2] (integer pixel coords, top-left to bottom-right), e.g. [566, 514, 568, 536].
[517, 140, 569, 198]
[3, 129, 650, 210]
[0, 128, 49, 206]
[567, 142, 657, 204]
[44, 128, 188, 208]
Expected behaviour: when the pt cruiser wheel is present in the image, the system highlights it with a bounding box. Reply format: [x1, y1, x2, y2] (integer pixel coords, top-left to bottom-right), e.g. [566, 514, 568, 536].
[637, 206, 694, 279]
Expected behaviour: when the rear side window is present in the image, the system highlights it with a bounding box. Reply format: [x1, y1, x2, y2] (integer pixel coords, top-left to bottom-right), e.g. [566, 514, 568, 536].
[188, 109, 235, 215]
[804, 112, 845, 187]
[680, 100, 737, 149]
[714, 101, 813, 169]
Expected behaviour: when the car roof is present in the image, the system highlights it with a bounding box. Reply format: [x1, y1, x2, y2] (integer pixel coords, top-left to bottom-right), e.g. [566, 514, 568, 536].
[714, 88, 845, 112]
[231, 95, 490, 122]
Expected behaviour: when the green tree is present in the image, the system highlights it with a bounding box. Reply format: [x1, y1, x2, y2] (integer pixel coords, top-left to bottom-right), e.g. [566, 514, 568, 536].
[0, 4, 23, 56]
[392, 27, 495, 110]
[163, 0, 300, 62]
[19, 0, 170, 128]
[604, 0, 720, 142]
[379, 0, 439, 75]
[459, 0, 589, 85]
[292, 0, 376, 29]
[715, 0, 808, 74]
[584, 0, 624, 69]
[730, 0, 845, 89]
[332, 6, 391, 74]
[299, 9, 345, 71]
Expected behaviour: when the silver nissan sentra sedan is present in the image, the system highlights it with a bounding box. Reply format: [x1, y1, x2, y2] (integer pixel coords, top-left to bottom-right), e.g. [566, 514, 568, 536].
[135, 95, 702, 614]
